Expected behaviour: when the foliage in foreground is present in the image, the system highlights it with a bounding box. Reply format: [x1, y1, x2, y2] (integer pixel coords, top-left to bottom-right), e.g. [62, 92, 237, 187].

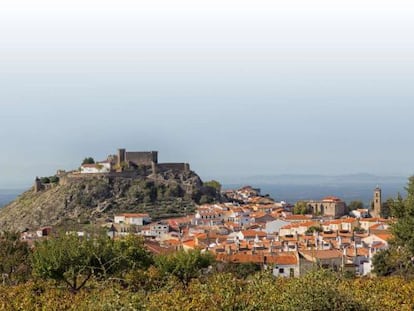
[31, 233, 153, 291]
[1, 270, 414, 311]
[373, 176, 414, 277]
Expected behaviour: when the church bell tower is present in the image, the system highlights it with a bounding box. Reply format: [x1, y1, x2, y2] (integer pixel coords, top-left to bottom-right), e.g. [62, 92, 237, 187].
[372, 186, 382, 218]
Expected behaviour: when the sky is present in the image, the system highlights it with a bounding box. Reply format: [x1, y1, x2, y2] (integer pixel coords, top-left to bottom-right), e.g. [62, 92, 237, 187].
[1, 0, 414, 188]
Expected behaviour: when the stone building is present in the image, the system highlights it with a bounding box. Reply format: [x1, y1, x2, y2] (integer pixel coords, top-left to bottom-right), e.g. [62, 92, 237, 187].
[116, 149, 158, 168]
[306, 196, 347, 218]
[112, 148, 189, 174]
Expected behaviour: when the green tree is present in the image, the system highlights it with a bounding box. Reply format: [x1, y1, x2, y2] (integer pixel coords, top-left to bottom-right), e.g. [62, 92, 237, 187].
[221, 262, 261, 279]
[305, 225, 322, 234]
[391, 176, 414, 254]
[31, 233, 152, 291]
[113, 235, 153, 273]
[348, 200, 364, 211]
[40, 177, 50, 184]
[293, 201, 308, 215]
[279, 269, 368, 311]
[82, 157, 95, 165]
[203, 180, 222, 192]
[372, 248, 414, 277]
[0, 231, 31, 285]
[155, 250, 214, 286]
[380, 198, 393, 219]
[373, 176, 414, 277]
[49, 175, 60, 183]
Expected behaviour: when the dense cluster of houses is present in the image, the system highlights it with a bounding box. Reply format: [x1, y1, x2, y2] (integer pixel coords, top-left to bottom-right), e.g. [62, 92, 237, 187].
[104, 186, 392, 277]
[21, 185, 392, 277]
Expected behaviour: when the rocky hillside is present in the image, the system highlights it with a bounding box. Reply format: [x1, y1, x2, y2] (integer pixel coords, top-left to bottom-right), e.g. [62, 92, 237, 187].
[0, 170, 220, 231]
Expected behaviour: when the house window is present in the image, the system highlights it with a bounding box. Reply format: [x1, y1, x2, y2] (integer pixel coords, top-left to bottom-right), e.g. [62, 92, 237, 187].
[279, 268, 284, 274]
[290, 268, 294, 277]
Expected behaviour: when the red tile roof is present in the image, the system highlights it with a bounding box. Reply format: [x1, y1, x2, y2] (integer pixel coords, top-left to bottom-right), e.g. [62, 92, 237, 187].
[120, 213, 150, 218]
[241, 230, 267, 238]
[300, 249, 343, 260]
[216, 253, 298, 265]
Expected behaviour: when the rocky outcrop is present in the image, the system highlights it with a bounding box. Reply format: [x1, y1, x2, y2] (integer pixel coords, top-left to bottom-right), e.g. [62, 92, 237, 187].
[0, 169, 217, 231]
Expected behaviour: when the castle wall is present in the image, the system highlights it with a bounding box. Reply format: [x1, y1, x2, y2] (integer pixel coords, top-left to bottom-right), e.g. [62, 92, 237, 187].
[126, 151, 158, 166]
[62, 170, 147, 183]
[157, 163, 190, 173]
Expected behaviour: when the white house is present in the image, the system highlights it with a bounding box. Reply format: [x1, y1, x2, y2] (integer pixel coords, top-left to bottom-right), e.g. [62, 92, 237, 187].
[114, 213, 151, 226]
[81, 161, 111, 174]
[265, 219, 290, 234]
[350, 209, 369, 218]
[271, 252, 300, 277]
[149, 222, 170, 238]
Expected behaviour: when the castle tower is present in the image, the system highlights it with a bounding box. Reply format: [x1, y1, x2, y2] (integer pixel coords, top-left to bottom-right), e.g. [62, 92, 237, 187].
[34, 177, 42, 193]
[151, 161, 158, 175]
[372, 186, 382, 218]
[117, 148, 126, 167]
[151, 151, 158, 164]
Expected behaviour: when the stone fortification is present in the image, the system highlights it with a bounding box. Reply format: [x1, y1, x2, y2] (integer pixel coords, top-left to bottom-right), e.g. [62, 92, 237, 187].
[117, 149, 158, 167]
[34, 148, 191, 192]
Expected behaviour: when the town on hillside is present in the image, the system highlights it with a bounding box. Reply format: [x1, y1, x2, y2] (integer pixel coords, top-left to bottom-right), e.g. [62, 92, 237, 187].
[22, 180, 391, 277]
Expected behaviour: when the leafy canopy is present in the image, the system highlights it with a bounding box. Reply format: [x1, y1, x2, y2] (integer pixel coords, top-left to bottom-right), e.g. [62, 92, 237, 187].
[31, 233, 153, 291]
[373, 176, 414, 277]
[82, 157, 95, 165]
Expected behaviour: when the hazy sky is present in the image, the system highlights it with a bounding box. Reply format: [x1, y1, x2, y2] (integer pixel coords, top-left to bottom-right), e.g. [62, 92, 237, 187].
[1, 0, 414, 188]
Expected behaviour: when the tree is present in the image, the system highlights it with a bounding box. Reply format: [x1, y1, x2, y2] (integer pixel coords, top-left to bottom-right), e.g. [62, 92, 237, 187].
[203, 180, 222, 192]
[31, 233, 152, 291]
[40, 177, 50, 184]
[32, 233, 102, 291]
[348, 200, 364, 211]
[49, 175, 60, 183]
[0, 231, 31, 285]
[305, 225, 322, 234]
[220, 262, 261, 279]
[279, 269, 368, 311]
[372, 248, 414, 277]
[113, 235, 153, 273]
[155, 250, 214, 286]
[373, 176, 414, 277]
[82, 157, 95, 165]
[380, 198, 393, 219]
[391, 176, 414, 255]
[293, 201, 308, 215]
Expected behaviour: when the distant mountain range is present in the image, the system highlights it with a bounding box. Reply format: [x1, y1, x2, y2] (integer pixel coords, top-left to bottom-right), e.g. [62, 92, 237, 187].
[233, 173, 407, 185]
[1, 174, 409, 209]
[223, 173, 408, 206]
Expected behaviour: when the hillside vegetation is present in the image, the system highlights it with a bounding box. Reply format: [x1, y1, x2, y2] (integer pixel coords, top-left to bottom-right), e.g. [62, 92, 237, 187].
[0, 170, 219, 231]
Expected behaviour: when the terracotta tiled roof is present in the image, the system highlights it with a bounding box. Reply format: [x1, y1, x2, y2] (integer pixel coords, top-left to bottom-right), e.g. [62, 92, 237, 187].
[119, 213, 150, 218]
[371, 242, 386, 249]
[284, 215, 313, 221]
[345, 247, 369, 257]
[241, 230, 267, 238]
[183, 240, 197, 248]
[300, 249, 343, 260]
[322, 196, 342, 202]
[162, 239, 181, 246]
[373, 233, 393, 242]
[144, 241, 175, 255]
[81, 164, 99, 168]
[216, 252, 298, 265]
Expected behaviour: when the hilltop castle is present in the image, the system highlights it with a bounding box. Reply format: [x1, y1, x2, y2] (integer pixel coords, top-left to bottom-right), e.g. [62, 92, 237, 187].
[111, 148, 190, 174]
[34, 148, 191, 192]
